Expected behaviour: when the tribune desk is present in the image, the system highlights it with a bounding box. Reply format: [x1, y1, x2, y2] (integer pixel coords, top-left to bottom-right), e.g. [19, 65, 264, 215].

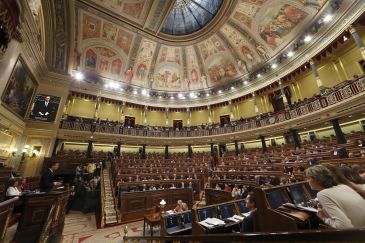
[255, 181, 319, 232]
[160, 210, 192, 236]
[192, 200, 246, 235]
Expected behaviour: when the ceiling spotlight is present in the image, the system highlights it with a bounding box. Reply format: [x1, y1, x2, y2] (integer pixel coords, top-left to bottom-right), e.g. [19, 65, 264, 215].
[244, 80, 248, 85]
[170, 96, 175, 100]
[189, 92, 195, 98]
[257, 74, 261, 78]
[178, 93, 183, 98]
[218, 90, 222, 94]
[323, 14, 333, 23]
[271, 63, 278, 69]
[287, 51, 294, 57]
[74, 72, 84, 81]
[158, 95, 162, 99]
[304, 35, 312, 42]
[343, 36, 348, 41]
[104, 83, 109, 88]
[141, 89, 148, 95]
[206, 93, 210, 97]
[231, 86, 235, 90]
[133, 90, 138, 95]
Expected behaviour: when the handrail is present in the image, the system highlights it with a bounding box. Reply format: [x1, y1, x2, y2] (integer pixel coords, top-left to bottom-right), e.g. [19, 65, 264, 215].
[100, 164, 106, 228]
[61, 77, 365, 138]
[123, 228, 365, 242]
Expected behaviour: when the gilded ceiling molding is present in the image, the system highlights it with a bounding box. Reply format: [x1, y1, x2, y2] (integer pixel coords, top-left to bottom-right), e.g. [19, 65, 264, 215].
[44, 0, 69, 74]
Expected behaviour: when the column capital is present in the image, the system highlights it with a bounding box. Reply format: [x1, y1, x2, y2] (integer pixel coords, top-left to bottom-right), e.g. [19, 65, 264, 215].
[207, 105, 211, 110]
[186, 107, 190, 112]
[229, 100, 232, 105]
[309, 59, 315, 66]
[144, 105, 148, 110]
[251, 92, 256, 97]
[348, 24, 356, 34]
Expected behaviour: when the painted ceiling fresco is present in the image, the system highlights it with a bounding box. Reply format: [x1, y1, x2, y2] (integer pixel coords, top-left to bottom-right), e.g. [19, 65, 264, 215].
[74, 0, 331, 92]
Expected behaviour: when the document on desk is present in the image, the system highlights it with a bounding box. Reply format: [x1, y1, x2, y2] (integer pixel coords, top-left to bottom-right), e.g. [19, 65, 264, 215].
[199, 217, 225, 228]
[283, 203, 318, 213]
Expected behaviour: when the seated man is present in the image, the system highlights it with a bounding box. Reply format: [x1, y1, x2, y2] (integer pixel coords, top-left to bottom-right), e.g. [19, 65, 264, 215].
[240, 193, 257, 233]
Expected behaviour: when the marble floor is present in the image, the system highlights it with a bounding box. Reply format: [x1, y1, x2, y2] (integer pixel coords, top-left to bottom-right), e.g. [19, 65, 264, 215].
[61, 211, 157, 243]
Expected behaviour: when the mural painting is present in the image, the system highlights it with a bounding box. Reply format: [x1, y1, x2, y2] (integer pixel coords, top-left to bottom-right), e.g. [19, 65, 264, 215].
[259, 4, 307, 48]
[82, 14, 102, 39]
[154, 64, 181, 91]
[132, 39, 157, 88]
[84, 47, 124, 76]
[221, 24, 261, 67]
[122, 0, 146, 19]
[233, 0, 264, 27]
[102, 22, 118, 42]
[116, 29, 134, 55]
[185, 46, 202, 91]
[206, 55, 237, 85]
[158, 46, 181, 65]
[199, 37, 226, 60]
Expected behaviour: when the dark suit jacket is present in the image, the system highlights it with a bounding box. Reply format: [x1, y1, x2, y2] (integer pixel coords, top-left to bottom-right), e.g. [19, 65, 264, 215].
[40, 169, 55, 192]
[240, 209, 257, 233]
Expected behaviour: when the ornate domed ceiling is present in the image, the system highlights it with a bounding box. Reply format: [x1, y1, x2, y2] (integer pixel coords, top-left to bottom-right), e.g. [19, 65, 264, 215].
[161, 0, 223, 35]
[73, 0, 330, 94]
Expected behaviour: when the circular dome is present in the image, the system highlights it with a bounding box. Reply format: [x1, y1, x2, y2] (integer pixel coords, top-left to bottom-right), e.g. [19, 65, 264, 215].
[161, 0, 223, 36]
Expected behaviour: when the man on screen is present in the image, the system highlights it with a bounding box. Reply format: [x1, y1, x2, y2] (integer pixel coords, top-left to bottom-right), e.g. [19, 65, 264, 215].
[32, 95, 57, 121]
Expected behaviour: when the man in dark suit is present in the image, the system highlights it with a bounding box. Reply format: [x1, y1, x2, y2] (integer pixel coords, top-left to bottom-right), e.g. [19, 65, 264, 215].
[33, 95, 56, 120]
[240, 192, 258, 233]
[40, 161, 61, 192]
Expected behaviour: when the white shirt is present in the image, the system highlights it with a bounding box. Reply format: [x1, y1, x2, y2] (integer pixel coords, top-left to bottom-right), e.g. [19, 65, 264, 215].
[6, 186, 21, 197]
[318, 184, 365, 229]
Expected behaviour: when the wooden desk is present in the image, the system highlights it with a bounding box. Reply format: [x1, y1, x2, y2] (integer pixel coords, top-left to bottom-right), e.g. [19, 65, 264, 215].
[120, 188, 193, 223]
[143, 213, 161, 236]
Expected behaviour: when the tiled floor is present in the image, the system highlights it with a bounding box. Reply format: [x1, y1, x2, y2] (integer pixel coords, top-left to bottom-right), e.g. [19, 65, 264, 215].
[61, 211, 156, 243]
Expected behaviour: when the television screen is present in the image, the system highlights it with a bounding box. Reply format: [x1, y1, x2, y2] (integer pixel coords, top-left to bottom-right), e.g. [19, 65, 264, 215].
[266, 189, 290, 209]
[183, 212, 192, 224]
[238, 201, 249, 213]
[29, 94, 60, 122]
[220, 204, 235, 219]
[287, 184, 307, 205]
[166, 215, 179, 229]
[304, 183, 318, 199]
[198, 208, 214, 221]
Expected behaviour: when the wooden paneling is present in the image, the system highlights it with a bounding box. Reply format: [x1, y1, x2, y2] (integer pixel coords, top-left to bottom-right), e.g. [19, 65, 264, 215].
[120, 188, 193, 223]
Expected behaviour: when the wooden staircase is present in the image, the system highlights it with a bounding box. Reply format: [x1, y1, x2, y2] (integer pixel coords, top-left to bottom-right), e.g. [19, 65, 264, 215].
[101, 161, 119, 227]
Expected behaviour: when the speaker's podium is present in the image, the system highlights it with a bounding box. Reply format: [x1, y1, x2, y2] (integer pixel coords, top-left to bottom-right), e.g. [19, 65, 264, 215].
[192, 199, 248, 235]
[160, 210, 192, 236]
[255, 181, 320, 232]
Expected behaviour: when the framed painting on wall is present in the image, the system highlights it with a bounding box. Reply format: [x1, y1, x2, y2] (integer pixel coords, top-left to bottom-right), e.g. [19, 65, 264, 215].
[1, 56, 38, 119]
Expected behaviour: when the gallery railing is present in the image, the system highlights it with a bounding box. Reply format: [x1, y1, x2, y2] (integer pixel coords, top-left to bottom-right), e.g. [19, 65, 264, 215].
[60, 77, 365, 138]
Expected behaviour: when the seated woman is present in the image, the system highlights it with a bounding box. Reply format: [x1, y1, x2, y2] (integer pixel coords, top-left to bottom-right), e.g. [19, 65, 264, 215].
[6, 179, 22, 197]
[174, 200, 188, 213]
[305, 165, 365, 229]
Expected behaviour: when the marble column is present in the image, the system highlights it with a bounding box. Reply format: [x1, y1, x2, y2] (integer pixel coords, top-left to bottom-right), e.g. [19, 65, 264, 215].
[330, 119, 346, 144]
[259, 135, 267, 153]
[207, 105, 212, 124]
[87, 141, 93, 158]
[234, 140, 239, 156]
[289, 129, 301, 148]
[309, 59, 325, 93]
[349, 25, 365, 60]
[279, 79, 289, 109]
[252, 93, 259, 115]
[186, 108, 191, 127]
[164, 145, 169, 159]
[143, 106, 148, 125]
[165, 108, 169, 126]
[229, 100, 234, 121]
[188, 144, 193, 158]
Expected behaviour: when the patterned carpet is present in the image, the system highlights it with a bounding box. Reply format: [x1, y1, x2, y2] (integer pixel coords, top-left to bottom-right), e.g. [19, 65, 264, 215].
[62, 211, 154, 243]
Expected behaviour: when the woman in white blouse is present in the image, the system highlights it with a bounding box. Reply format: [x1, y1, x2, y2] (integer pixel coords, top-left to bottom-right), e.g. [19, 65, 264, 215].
[305, 165, 365, 229]
[6, 179, 22, 197]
